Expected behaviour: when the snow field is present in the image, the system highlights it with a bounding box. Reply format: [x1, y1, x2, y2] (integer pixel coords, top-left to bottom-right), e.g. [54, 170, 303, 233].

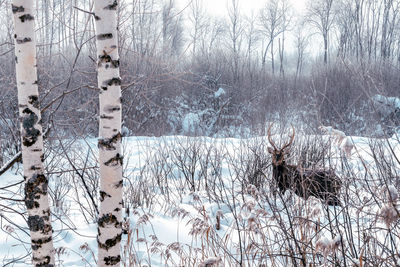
[0, 133, 399, 266]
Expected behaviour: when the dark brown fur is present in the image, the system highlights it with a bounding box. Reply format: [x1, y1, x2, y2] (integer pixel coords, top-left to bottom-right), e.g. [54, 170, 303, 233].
[267, 125, 342, 206]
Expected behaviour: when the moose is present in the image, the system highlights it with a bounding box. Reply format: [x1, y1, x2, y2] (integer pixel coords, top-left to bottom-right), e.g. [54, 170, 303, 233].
[267, 124, 342, 206]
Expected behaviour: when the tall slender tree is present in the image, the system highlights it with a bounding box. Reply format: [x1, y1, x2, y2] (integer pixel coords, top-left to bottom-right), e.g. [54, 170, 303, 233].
[228, 0, 243, 85]
[93, 0, 123, 266]
[188, 0, 206, 60]
[259, 0, 290, 73]
[306, 0, 335, 64]
[11, 0, 55, 266]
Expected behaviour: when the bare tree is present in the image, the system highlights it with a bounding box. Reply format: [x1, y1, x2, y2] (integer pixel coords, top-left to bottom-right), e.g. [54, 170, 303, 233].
[244, 12, 260, 87]
[380, 0, 400, 60]
[11, 0, 55, 265]
[278, 0, 292, 76]
[162, 0, 184, 57]
[294, 21, 309, 82]
[306, 0, 336, 64]
[93, 0, 123, 265]
[259, 0, 291, 74]
[188, 0, 207, 60]
[130, 0, 159, 57]
[227, 0, 244, 85]
[200, 16, 226, 59]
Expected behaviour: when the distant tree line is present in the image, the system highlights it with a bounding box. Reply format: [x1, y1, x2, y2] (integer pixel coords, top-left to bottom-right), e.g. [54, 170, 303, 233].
[0, 0, 400, 147]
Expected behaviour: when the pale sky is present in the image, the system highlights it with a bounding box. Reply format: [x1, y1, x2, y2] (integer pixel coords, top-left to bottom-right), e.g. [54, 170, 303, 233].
[178, 0, 307, 17]
[176, 0, 310, 48]
[174, 0, 320, 61]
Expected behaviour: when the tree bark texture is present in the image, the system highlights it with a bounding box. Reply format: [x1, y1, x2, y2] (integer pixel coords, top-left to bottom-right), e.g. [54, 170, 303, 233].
[94, 0, 123, 266]
[12, 0, 55, 266]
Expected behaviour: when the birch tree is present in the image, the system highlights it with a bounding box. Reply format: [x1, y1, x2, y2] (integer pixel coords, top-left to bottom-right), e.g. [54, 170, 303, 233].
[94, 0, 123, 266]
[11, 0, 55, 266]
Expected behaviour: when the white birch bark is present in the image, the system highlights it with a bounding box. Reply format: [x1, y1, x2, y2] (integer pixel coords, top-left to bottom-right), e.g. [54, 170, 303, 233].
[12, 0, 55, 266]
[94, 0, 123, 266]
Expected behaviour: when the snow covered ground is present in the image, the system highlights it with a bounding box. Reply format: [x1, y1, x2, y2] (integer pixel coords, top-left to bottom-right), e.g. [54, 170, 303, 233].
[0, 133, 399, 266]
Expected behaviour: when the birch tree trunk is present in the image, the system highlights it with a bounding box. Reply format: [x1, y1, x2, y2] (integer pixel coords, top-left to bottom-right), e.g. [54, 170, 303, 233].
[94, 0, 123, 266]
[11, 0, 55, 266]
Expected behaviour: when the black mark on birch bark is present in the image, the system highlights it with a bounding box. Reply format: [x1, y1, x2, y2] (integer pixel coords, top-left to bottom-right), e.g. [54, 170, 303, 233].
[21, 108, 40, 147]
[105, 105, 120, 112]
[98, 213, 121, 228]
[12, 5, 24, 13]
[103, 255, 121, 265]
[28, 95, 39, 108]
[98, 55, 119, 68]
[100, 114, 114, 120]
[97, 33, 113, 40]
[100, 191, 112, 202]
[42, 208, 50, 216]
[106, 60, 119, 69]
[30, 165, 41, 170]
[98, 234, 122, 251]
[19, 14, 34, 22]
[25, 173, 48, 209]
[32, 255, 53, 266]
[16, 37, 32, 44]
[115, 179, 123, 188]
[103, 77, 121, 86]
[104, 0, 118, 10]
[98, 133, 122, 150]
[28, 215, 50, 232]
[104, 153, 123, 167]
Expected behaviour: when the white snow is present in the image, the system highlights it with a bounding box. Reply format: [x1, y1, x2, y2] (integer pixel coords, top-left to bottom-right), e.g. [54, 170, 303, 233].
[214, 87, 226, 98]
[372, 94, 400, 117]
[372, 94, 400, 109]
[182, 112, 201, 134]
[0, 134, 399, 266]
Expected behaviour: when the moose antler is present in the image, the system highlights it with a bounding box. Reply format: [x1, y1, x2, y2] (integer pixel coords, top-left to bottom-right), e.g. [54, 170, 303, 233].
[267, 124, 295, 151]
[267, 123, 278, 150]
[281, 126, 295, 151]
